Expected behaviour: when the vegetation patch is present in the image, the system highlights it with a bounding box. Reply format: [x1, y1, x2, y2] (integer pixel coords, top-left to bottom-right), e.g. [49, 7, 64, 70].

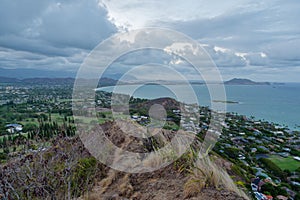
[268, 155, 300, 172]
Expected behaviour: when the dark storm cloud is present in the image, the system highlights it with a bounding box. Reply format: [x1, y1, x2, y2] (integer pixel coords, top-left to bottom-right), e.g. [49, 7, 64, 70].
[0, 0, 117, 71]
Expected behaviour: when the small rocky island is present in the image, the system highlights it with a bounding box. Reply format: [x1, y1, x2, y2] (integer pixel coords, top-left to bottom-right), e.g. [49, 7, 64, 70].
[224, 78, 270, 85]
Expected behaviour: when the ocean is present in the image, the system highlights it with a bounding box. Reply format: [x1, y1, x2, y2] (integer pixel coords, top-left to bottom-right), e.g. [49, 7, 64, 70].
[99, 83, 300, 130]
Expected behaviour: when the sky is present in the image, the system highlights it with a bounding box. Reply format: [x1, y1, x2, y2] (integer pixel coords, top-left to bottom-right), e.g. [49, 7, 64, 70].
[0, 0, 299, 82]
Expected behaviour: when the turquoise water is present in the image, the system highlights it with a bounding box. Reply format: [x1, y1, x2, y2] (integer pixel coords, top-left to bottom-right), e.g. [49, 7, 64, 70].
[99, 83, 300, 130]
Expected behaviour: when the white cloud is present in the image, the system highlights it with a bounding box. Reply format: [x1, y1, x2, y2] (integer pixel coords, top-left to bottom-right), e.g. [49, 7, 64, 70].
[214, 46, 230, 53]
[102, 0, 251, 30]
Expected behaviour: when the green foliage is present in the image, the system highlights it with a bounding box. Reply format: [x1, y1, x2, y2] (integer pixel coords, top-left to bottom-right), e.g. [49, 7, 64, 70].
[290, 148, 300, 157]
[277, 187, 288, 196]
[259, 158, 285, 178]
[231, 164, 244, 178]
[224, 147, 239, 159]
[23, 123, 38, 132]
[71, 157, 98, 197]
[261, 183, 276, 196]
[256, 147, 269, 154]
[0, 152, 7, 160]
[28, 144, 38, 150]
[235, 181, 246, 188]
[295, 193, 300, 200]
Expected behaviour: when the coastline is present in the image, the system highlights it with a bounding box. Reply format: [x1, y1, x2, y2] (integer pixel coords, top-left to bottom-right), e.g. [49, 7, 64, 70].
[98, 83, 300, 131]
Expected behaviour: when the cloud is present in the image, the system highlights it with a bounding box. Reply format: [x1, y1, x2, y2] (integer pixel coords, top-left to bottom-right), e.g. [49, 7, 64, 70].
[38, 0, 117, 50]
[102, 0, 250, 29]
[0, 47, 87, 71]
[0, 0, 117, 71]
[0, 0, 117, 51]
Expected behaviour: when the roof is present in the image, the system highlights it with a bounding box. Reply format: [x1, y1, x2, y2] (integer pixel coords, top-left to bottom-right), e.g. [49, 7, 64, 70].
[264, 195, 273, 200]
[5, 123, 22, 128]
[252, 178, 261, 185]
[276, 195, 288, 200]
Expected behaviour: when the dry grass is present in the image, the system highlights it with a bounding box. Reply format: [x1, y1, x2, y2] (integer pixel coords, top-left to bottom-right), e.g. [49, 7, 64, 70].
[97, 170, 117, 195]
[184, 155, 250, 199]
[118, 174, 134, 197]
[184, 178, 206, 198]
[143, 130, 196, 171]
[82, 193, 101, 200]
[143, 152, 166, 168]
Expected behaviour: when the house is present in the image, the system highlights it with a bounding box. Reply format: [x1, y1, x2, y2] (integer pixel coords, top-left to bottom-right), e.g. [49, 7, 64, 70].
[231, 137, 249, 145]
[254, 169, 270, 180]
[275, 138, 284, 143]
[264, 177, 272, 183]
[131, 115, 139, 120]
[293, 156, 300, 161]
[5, 123, 23, 133]
[263, 195, 273, 200]
[282, 187, 296, 198]
[251, 148, 257, 153]
[273, 131, 284, 136]
[282, 148, 291, 152]
[251, 177, 265, 192]
[277, 152, 289, 158]
[253, 129, 262, 136]
[276, 195, 288, 200]
[248, 136, 256, 141]
[253, 192, 267, 200]
[291, 181, 300, 186]
[172, 109, 180, 113]
[141, 116, 148, 120]
[255, 140, 263, 144]
[251, 183, 258, 191]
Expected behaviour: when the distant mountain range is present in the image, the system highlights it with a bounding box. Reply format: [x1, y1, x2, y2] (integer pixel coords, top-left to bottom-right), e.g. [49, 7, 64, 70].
[0, 67, 76, 79]
[0, 67, 274, 86]
[0, 76, 123, 87]
[224, 78, 271, 85]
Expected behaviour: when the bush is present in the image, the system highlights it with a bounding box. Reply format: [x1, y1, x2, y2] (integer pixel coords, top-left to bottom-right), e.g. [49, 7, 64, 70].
[0, 152, 7, 160]
[224, 147, 239, 159]
[261, 183, 276, 196]
[231, 164, 244, 178]
[235, 181, 246, 188]
[71, 157, 98, 197]
[290, 148, 300, 157]
[23, 123, 38, 132]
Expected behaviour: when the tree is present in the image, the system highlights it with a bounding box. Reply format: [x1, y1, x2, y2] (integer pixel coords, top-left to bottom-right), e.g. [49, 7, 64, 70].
[261, 183, 277, 196]
[224, 147, 239, 159]
[23, 123, 38, 133]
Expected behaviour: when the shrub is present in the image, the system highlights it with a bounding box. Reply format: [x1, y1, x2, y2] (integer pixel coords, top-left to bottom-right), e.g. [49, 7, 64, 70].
[231, 164, 244, 178]
[71, 157, 98, 197]
[0, 152, 7, 160]
[261, 183, 277, 196]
